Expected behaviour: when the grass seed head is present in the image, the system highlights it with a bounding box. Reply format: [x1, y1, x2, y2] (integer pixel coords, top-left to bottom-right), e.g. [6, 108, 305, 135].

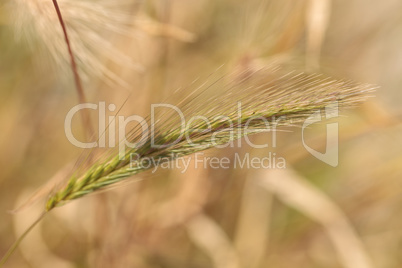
[45, 67, 376, 211]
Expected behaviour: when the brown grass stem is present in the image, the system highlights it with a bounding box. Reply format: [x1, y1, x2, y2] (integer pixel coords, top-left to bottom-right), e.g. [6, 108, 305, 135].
[51, 0, 94, 141]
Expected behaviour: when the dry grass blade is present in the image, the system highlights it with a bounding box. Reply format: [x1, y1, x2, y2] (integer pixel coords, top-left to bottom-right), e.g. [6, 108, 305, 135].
[306, 0, 332, 70]
[44, 67, 376, 211]
[186, 214, 240, 268]
[234, 175, 272, 268]
[259, 168, 374, 268]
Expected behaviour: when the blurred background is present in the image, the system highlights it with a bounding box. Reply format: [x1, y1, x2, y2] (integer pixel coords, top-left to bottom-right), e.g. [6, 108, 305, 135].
[0, 0, 401, 267]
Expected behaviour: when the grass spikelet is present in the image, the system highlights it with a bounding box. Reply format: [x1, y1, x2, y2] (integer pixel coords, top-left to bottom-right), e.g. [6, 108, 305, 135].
[45, 67, 376, 211]
[10, 0, 141, 84]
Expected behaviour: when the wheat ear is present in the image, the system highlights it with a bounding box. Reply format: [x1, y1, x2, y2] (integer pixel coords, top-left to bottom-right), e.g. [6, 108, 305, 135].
[45, 68, 376, 211]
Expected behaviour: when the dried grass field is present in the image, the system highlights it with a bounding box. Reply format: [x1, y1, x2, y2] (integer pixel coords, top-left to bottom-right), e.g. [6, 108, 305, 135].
[0, 0, 402, 268]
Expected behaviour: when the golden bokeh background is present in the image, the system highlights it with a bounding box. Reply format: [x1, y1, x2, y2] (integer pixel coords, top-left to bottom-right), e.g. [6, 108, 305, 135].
[0, 0, 401, 267]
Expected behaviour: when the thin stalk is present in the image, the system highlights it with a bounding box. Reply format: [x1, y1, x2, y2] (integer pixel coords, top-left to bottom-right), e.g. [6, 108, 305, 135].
[51, 0, 94, 140]
[0, 213, 47, 267]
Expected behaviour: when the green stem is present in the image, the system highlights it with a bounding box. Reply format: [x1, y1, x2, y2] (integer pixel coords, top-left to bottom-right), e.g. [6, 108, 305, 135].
[0, 212, 47, 267]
